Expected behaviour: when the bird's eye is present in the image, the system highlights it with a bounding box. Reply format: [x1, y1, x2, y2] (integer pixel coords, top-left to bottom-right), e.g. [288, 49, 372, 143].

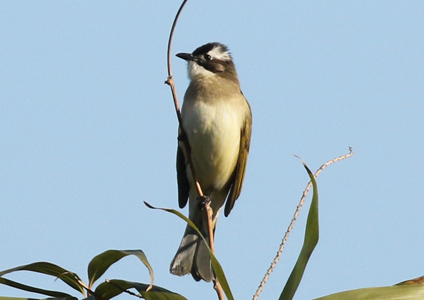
[204, 54, 212, 60]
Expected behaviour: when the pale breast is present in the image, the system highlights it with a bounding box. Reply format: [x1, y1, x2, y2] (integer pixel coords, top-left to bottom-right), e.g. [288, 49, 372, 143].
[181, 95, 247, 193]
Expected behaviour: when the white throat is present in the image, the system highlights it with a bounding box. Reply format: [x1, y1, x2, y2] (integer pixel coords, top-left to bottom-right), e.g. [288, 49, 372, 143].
[187, 61, 213, 80]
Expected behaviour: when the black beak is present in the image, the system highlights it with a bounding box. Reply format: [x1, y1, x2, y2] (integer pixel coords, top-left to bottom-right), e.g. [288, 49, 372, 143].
[176, 52, 193, 61]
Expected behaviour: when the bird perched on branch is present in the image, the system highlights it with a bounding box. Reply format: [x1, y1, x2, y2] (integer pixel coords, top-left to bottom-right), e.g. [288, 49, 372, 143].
[170, 42, 252, 282]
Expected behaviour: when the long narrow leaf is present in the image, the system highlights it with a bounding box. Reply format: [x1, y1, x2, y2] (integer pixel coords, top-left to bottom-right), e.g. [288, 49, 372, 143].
[0, 277, 75, 299]
[144, 202, 234, 300]
[279, 162, 319, 300]
[87, 250, 153, 289]
[93, 279, 133, 300]
[314, 284, 424, 300]
[95, 279, 187, 300]
[0, 297, 40, 300]
[209, 255, 232, 299]
[0, 262, 83, 295]
[0, 297, 59, 300]
[396, 275, 424, 285]
[0, 297, 73, 300]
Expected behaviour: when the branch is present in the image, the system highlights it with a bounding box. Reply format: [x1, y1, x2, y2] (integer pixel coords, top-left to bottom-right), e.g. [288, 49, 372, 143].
[164, 0, 203, 200]
[252, 147, 354, 300]
[164, 1, 224, 299]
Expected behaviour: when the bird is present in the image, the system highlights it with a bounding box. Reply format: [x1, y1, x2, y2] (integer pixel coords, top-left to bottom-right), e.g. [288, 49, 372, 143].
[170, 42, 252, 282]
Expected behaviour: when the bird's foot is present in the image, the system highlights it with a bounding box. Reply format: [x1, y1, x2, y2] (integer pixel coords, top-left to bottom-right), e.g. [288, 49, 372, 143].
[197, 195, 211, 210]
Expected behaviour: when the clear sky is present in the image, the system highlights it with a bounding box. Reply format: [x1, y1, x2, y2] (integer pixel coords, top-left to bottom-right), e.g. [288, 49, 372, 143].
[1, 1, 423, 300]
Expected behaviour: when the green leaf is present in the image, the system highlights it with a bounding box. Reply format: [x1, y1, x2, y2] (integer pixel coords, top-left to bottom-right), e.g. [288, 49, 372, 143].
[144, 202, 234, 300]
[396, 275, 424, 285]
[94, 279, 187, 300]
[209, 255, 232, 300]
[0, 262, 84, 295]
[0, 297, 40, 300]
[314, 284, 424, 300]
[0, 297, 49, 300]
[87, 250, 153, 289]
[279, 162, 319, 300]
[0, 277, 76, 299]
[0, 298, 73, 300]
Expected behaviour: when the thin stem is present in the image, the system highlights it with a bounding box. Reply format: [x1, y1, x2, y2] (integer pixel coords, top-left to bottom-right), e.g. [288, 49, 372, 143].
[76, 278, 95, 298]
[165, 0, 187, 126]
[214, 279, 226, 300]
[206, 203, 225, 299]
[164, 0, 203, 198]
[206, 205, 215, 254]
[252, 148, 354, 300]
[164, 1, 224, 299]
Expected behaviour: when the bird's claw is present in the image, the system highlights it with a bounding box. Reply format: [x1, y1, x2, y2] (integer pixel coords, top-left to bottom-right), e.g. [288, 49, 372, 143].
[197, 195, 211, 209]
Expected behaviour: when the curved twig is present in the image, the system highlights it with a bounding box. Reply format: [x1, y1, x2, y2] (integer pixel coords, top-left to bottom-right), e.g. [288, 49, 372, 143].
[165, 0, 187, 122]
[164, 0, 203, 199]
[252, 147, 354, 300]
[164, 1, 224, 299]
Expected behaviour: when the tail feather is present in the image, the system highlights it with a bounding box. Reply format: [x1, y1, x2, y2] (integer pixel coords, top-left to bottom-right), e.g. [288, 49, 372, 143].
[171, 190, 227, 282]
[191, 235, 213, 281]
[170, 223, 213, 282]
[170, 231, 198, 276]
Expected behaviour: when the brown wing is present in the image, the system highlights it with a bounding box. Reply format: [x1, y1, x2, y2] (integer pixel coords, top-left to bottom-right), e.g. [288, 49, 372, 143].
[224, 103, 252, 217]
[177, 142, 190, 208]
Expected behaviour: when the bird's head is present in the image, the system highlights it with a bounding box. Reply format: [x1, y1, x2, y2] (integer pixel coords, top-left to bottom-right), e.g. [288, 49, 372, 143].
[177, 42, 238, 82]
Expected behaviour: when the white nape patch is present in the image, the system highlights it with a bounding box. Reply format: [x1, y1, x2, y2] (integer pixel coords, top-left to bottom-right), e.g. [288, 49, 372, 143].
[208, 46, 231, 61]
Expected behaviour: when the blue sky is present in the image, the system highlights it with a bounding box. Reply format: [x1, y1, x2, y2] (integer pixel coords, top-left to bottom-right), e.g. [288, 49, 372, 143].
[1, 1, 423, 300]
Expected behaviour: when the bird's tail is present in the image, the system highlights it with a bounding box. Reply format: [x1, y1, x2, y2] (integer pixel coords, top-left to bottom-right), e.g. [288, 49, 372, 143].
[170, 213, 214, 282]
